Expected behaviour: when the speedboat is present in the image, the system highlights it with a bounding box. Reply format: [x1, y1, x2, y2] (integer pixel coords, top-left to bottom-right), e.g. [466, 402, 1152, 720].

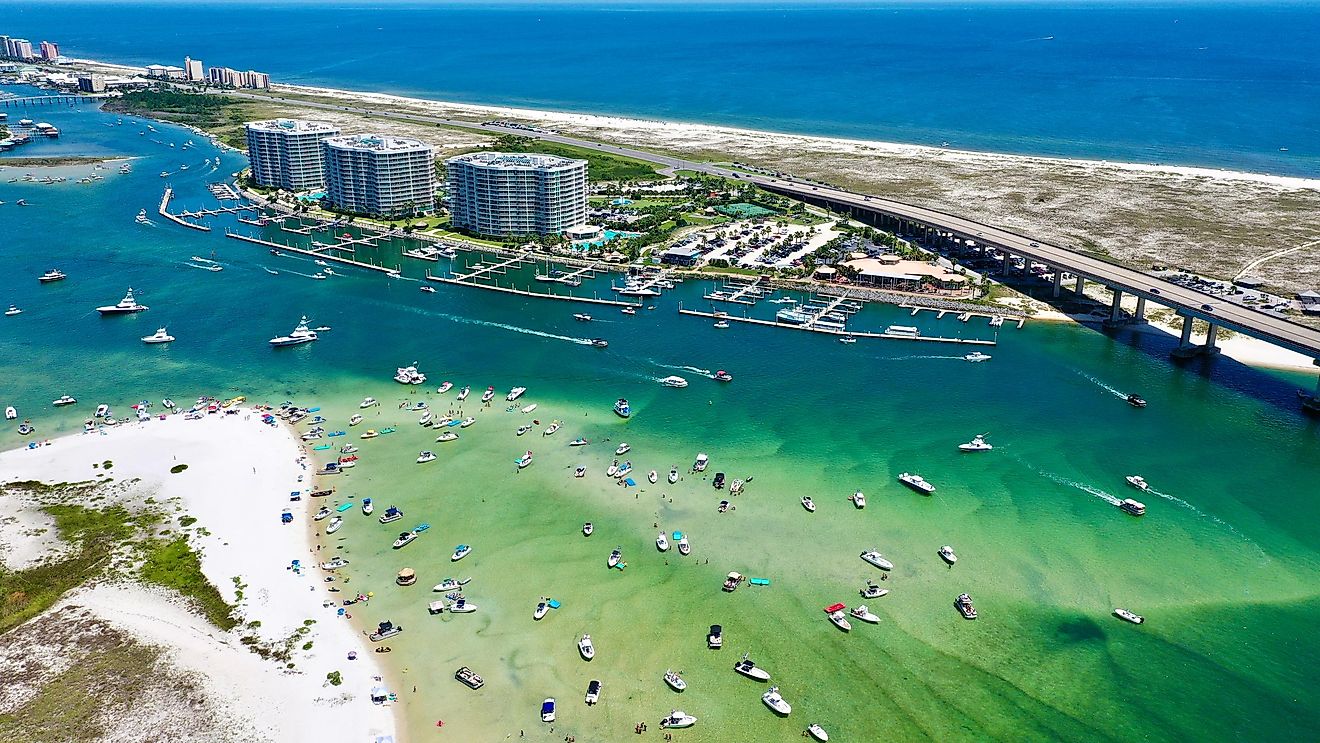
[349, 414, 364, 426]
[457, 385, 470, 401]
[18, 421, 35, 436]
[807, 723, 830, 741]
[460, 416, 475, 428]
[676, 533, 690, 555]
[1119, 498, 1147, 516]
[437, 381, 454, 394]
[615, 461, 633, 479]
[607, 548, 622, 569]
[839, 335, 856, 344]
[521, 403, 538, 413]
[669, 468, 679, 484]
[734, 656, 770, 681]
[314, 507, 332, 521]
[663, 670, 686, 692]
[39, 269, 67, 283]
[693, 453, 709, 472]
[656, 532, 670, 552]
[956, 593, 978, 619]
[568, 437, 587, 446]
[52, 395, 77, 407]
[1126, 475, 1149, 491]
[516, 450, 534, 469]
[420, 285, 436, 294]
[269, 316, 318, 346]
[648, 469, 659, 484]
[416, 450, 437, 464]
[141, 327, 175, 344]
[712, 472, 725, 489]
[713, 370, 733, 382]
[1127, 393, 1147, 408]
[850, 491, 866, 509]
[713, 320, 730, 329]
[516, 424, 532, 436]
[959, 434, 993, 452]
[359, 397, 378, 408]
[435, 432, 459, 442]
[850, 605, 880, 623]
[575, 466, 586, 477]
[449, 597, 477, 613]
[938, 545, 958, 565]
[802, 496, 816, 512]
[5, 406, 17, 420]
[1114, 608, 1145, 624]
[613, 398, 631, 418]
[379, 506, 403, 523]
[394, 364, 426, 385]
[762, 686, 791, 716]
[578, 634, 595, 660]
[730, 479, 744, 494]
[540, 698, 556, 723]
[707, 624, 723, 649]
[340, 444, 359, 454]
[326, 516, 343, 534]
[964, 351, 992, 362]
[481, 386, 496, 403]
[433, 577, 470, 592]
[607, 460, 619, 477]
[615, 442, 630, 455]
[573, 313, 592, 322]
[418, 410, 433, 425]
[94, 404, 109, 417]
[320, 556, 350, 571]
[825, 603, 852, 632]
[506, 386, 527, 401]
[860, 550, 894, 570]
[583, 522, 593, 536]
[360, 429, 379, 439]
[97, 288, 149, 314]
[544, 420, 561, 435]
[898, 472, 935, 495]
[584, 679, 602, 705]
[393, 531, 419, 549]
[660, 710, 697, 729]
[161, 399, 175, 409]
[621, 307, 637, 316]
[362, 498, 374, 515]
[451, 544, 472, 561]
[590, 338, 609, 348]
[660, 375, 688, 388]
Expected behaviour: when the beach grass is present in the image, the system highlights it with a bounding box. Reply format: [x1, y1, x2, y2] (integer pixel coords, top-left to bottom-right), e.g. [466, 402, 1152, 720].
[140, 536, 238, 631]
[487, 134, 662, 181]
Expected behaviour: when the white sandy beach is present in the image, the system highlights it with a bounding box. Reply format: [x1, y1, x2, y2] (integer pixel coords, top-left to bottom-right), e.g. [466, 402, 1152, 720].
[0, 412, 399, 743]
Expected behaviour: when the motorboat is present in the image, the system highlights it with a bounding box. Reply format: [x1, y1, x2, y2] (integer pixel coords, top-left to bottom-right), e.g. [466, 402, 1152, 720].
[713, 320, 730, 329]
[669, 468, 679, 483]
[802, 496, 816, 512]
[516, 450, 534, 469]
[839, 335, 856, 344]
[590, 338, 609, 348]
[615, 442, 631, 455]
[540, 698, 556, 723]
[676, 533, 691, 556]
[578, 634, 595, 660]
[573, 313, 593, 322]
[52, 395, 77, 407]
[435, 431, 459, 442]
[141, 327, 175, 344]
[418, 410, 433, 426]
[712, 472, 725, 489]
[449, 597, 477, 613]
[656, 532, 670, 552]
[956, 593, 978, 619]
[360, 429, 379, 439]
[437, 381, 454, 394]
[582, 521, 593, 536]
[959, 434, 993, 452]
[457, 386, 470, 401]
[607, 460, 619, 477]
[362, 498, 374, 515]
[534, 600, 550, 620]
[359, 397, 378, 408]
[569, 437, 588, 446]
[648, 469, 659, 484]
[481, 386, 496, 403]
[269, 316, 318, 346]
[416, 450, 437, 464]
[607, 548, 622, 569]
[734, 656, 770, 681]
[320, 556, 350, 571]
[39, 269, 67, 283]
[621, 306, 637, 316]
[432, 577, 470, 592]
[4, 305, 21, 316]
[808, 723, 830, 741]
[575, 466, 586, 478]
[707, 624, 723, 649]
[93, 404, 110, 417]
[660, 375, 688, 388]
[850, 605, 880, 623]
[660, 710, 697, 729]
[18, 421, 35, 436]
[584, 679, 602, 705]
[326, 516, 343, 534]
[460, 416, 476, 428]
[379, 506, 403, 524]
[717, 500, 731, 514]
[97, 288, 149, 314]
[1114, 608, 1145, 624]
[394, 364, 426, 385]
[850, 490, 866, 509]
[762, 686, 791, 716]
[1126, 393, 1148, 409]
[313, 507, 332, 521]
[5, 406, 17, 420]
[898, 472, 935, 495]
[693, 453, 709, 472]
[938, 545, 958, 565]
[664, 670, 686, 692]
[615, 461, 633, 479]
[713, 370, 733, 382]
[451, 544, 472, 561]
[543, 420, 561, 436]
[507, 386, 527, 401]
[825, 603, 852, 632]
[419, 285, 436, 294]
[964, 351, 992, 362]
[368, 620, 402, 642]
[393, 531, 419, 549]
[161, 399, 175, 409]
[521, 403, 537, 413]
[454, 666, 485, 690]
[613, 398, 631, 418]
[349, 414, 364, 426]
[730, 479, 744, 494]
[1126, 475, 1150, 491]
[860, 550, 894, 571]
[340, 444, 359, 454]
[1119, 498, 1147, 516]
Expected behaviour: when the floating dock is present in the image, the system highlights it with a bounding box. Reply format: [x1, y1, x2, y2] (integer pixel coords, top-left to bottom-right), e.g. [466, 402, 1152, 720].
[158, 188, 210, 232]
[424, 272, 639, 307]
[225, 232, 399, 274]
[678, 307, 995, 345]
[902, 303, 1025, 329]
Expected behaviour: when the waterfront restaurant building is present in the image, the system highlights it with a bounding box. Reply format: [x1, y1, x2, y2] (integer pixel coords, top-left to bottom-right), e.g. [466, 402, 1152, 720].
[839, 255, 972, 295]
[321, 134, 436, 218]
[446, 152, 588, 237]
[244, 119, 340, 192]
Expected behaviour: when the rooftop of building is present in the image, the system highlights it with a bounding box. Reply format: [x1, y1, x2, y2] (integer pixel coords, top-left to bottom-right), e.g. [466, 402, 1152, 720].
[447, 151, 587, 172]
[322, 134, 432, 154]
[842, 256, 969, 284]
[246, 119, 339, 135]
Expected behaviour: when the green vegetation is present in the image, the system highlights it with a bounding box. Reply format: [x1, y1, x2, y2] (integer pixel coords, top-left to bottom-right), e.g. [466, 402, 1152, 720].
[103, 88, 261, 149]
[169, 464, 189, 474]
[0, 156, 116, 168]
[326, 670, 343, 686]
[140, 536, 237, 630]
[489, 134, 661, 181]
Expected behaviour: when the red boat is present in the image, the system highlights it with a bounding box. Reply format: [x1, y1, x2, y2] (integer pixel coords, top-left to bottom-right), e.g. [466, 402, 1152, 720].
[713, 370, 733, 382]
[823, 602, 847, 614]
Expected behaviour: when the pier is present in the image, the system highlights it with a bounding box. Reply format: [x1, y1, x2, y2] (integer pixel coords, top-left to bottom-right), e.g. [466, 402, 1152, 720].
[677, 308, 995, 345]
[0, 95, 96, 108]
[158, 188, 210, 232]
[612, 270, 675, 297]
[536, 261, 604, 286]
[902, 304, 1025, 329]
[799, 292, 864, 329]
[704, 278, 768, 305]
[225, 232, 399, 274]
[451, 253, 534, 283]
[424, 272, 639, 307]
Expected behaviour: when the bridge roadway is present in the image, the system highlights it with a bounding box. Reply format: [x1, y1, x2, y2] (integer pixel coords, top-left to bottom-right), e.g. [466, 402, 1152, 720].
[218, 89, 1320, 360]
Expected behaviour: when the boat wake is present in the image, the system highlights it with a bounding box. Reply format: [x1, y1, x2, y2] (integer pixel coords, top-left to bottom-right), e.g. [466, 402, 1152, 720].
[435, 312, 593, 345]
[1076, 371, 1128, 399]
[1146, 487, 1258, 546]
[1040, 470, 1122, 506]
[889, 354, 966, 361]
[655, 363, 712, 376]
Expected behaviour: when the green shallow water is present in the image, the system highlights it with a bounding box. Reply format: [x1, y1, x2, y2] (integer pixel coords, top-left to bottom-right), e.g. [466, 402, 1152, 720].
[2, 91, 1319, 742]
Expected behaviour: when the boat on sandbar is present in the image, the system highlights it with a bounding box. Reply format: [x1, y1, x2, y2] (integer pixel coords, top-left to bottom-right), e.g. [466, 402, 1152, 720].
[575, 466, 586, 477]
[454, 666, 484, 689]
[506, 386, 527, 401]
[457, 386, 471, 401]
[437, 381, 454, 394]
[368, 620, 402, 642]
[516, 450, 534, 469]
[615, 442, 630, 455]
[393, 531, 419, 549]
[582, 521, 593, 536]
[656, 532, 670, 552]
[359, 397, 378, 408]
[325, 516, 343, 534]
[534, 599, 550, 621]
[320, 556, 350, 571]
[361, 498, 374, 515]
[676, 533, 690, 556]
[807, 723, 829, 741]
[669, 468, 679, 483]
[693, 453, 709, 472]
[664, 670, 686, 692]
[613, 398, 631, 418]
[435, 431, 459, 442]
[569, 437, 587, 446]
[860, 550, 894, 570]
[52, 395, 77, 407]
[707, 624, 722, 649]
[802, 496, 816, 512]
[734, 655, 770, 681]
[1114, 608, 1145, 624]
[762, 686, 791, 716]
[607, 460, 619, 477]
[850, 490, 866, 508]
[451, 544, 472, 561]
[360, 429, 379, 439]
[898, 472, 935, 495]
[578, 634, 595, 660]
[349, 414, 364, 426]
[379, 506, 403, 524]
[660, 710, 697, 729]
[850, 605, 880, 623]
[956, 592, 978, 619]
[825, 603, 852, 632]
[607, 548, 622, 569]
[416, 450, 437, 464]
[649, 469, 659, 484]
[540, 698, 556, 723]
[521, 403, 538, 413]
[543, 420, 561, 436]
[481, 386, 496, 403]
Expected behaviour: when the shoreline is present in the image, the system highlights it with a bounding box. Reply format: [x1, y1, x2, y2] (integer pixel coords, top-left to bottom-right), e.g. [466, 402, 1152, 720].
[0, 412, 401, 743]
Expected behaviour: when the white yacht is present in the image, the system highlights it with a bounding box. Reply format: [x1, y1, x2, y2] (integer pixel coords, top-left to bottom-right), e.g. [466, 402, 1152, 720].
[480, 386, 496, 403]
[141, 327, 175, 344]
[668, 468, 679, 484]
[1126, 475, 1150, 491]
[802, 496, 816, 512]
[693, 453, 709, 472]
[393, 531, 419, 549]
[416, 450, 437, 464]
[938, 545, 958, 565]
[506, 386, 527, 401]
[1119, 498, 1147, 516]
[807, 723, 830, 741]
[660, 710, 696, 729]
[543, 420, 561, 436]
[435, 431, 459, 442]
[734, 656, 771, 681]
[325, 516, 343, 534]
[4, 305, 20, 316]
[97, 288, 149, 314]
[850, 605, 880, 624]
[762, 686, 792, 716]
[959, 434, 993, 452]
[394, 364, 426, 385]
[964, 351, 992, 362]
[578, 634, 595, 661]
[1114, 608, 1145, 624]
[860, 550, 894, 571]
[656, 532, 670, 552]
[713, 319, 730, 329]
[38, 269, 67, 283]
[663, 670, 686, 692]
[52, 395, 77, 407]
[269, 316, 318, 347]
[826, 605, 852, 632]
[437, 381, 454, 394]
[615, 442, 630, 455]
[898, 472, 936, 495]
[457, 385, 471, 401]
[850, 490, 866, 509]
[359, 397, 378, 408]
[660, 375, 688, 388]
[349, 414, 364, 426]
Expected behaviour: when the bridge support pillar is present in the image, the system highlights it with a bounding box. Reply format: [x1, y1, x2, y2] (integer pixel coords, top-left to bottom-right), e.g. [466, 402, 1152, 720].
[1109, 289, 1124, 321]
[1204, 323, 1220, 354]
[1052, 269, 1062, 298]
[1075, 276, 1085, 296]
[1180, 315, 1194, 345]
[1171, 314, 1199, 359]
[1002, 254, 1012, 275]
[1134, 297, 1147, 322]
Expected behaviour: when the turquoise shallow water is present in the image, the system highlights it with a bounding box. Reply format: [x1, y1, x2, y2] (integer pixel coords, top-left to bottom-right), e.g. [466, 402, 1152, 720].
[2, 94, 1319, 742]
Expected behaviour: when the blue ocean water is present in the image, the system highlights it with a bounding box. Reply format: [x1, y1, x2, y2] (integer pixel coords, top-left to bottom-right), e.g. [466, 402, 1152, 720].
[6, 1, 1320, 177]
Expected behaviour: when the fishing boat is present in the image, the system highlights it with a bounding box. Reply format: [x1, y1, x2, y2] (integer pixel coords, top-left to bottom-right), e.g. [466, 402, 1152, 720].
[141, 327, 175, 344]
[435, 432, 459, 442]
[313, 507, 332, 521]
[959, 434, 993, 452]
[590, 338, 609, 348]
[516, 450, 534, 469]
[613, 398, 631, 418]
[573, 313, 592, 322]
[575, 466, 586, 478]
[5, 406, 17, 420]
[956, 593, 978, 619]
[1126, 393, 1147, 408]
[964, 351, 992, 362]
[437, 381, 453, 394]
[693, 453, 709, 472]
[1114, 608, 1145, 624]
[860, 550, 894, 570]
[582, 522, 593, 536]
[325, 516, 343, 534]
[540, 699, 556, 723]
[393, 531, 419, 549]
[607, 548, 622, 569]
[543, 420, 561, 436]
[850, 490, 866, 508]
[713, 370, 733, 382]
[359, 397, 378, 408]
[1126, 475, 1150, 491]
[38, 269, 66, 283]
[648, 469, 659, 484]
[850, 605, 880, 623]
[568, 437, 587, 446]
[668, 468, 679, 483]
[349, 414, 364, 426]
[361, 498, 374, 515]
[521, 403, 537, 413]
[4, 305, 21, 316]
[615, 442, 631, 455]
[451, 544, 472, 561]
[578, 634, 595, 660]
[416, 450, 437, 464]
[802, 496, 816, 512]
[664, 670, 686, 692]
[269, 316, 318, 347]
[379, 506, 403, 524]
[368, 620, 402, 642]
[457, 385, 470, 401]
[1118, 498, 1147, 516]
[938, 545, 958, 565]
[660, 375, 688, 388]
[898, 472, 935, 495]
[656, 532, 670, 552]
[676, 533, 691, 556]
[506, 386, 527, 401]
[762, 686, 792, 716]
[660, 710, 697, 729]
[707, 624, 723, 649]
[734, 655, 770, 681]
[97, 288, 149, 314]
[52, 395, 77, 407]
[825, 603, 852, 632]
[534, 600, 550, 621]
[480, 386, 496, 403]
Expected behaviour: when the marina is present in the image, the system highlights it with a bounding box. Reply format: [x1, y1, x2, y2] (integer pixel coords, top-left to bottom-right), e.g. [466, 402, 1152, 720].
[677, 307, 996, 345]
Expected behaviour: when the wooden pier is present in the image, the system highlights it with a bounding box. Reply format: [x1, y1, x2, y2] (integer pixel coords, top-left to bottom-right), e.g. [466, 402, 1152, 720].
[678, 307, 995, 345]
[225, 232, 399, 274]
[902, 303, 1025, 329]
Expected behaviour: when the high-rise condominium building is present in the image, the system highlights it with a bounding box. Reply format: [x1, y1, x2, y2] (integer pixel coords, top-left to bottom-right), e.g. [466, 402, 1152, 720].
[445, 152, 588, 237]
[244, 119, 340, 192]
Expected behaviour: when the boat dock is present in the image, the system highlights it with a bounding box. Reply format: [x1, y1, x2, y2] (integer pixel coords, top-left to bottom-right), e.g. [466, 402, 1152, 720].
[451, 253, 534, 283]
[536, 261, 604, 286]
[612, 270, 676, 296]
[424, 271, 639, 307]
[225, 231, 399, 274]
[158, 188, 210, 232]
[175, 203, 260, 219]
[799, 292, 864, 329]
[902, 304, 1025, 329]
[206, 182, 242, 201]
[678, 307, 995, 345]
[704, 278, 768, 305]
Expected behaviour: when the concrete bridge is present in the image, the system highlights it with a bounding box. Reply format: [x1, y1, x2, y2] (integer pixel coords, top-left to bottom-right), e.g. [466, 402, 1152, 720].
[0, 95, 98, 108]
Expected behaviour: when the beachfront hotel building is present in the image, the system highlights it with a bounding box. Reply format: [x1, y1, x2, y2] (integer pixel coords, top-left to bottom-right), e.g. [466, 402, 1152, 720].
[184, 56, 203, 81]
[446, 152, 589, 237]
[245, 119, 340, 192]
[321, 134, 436, 218]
